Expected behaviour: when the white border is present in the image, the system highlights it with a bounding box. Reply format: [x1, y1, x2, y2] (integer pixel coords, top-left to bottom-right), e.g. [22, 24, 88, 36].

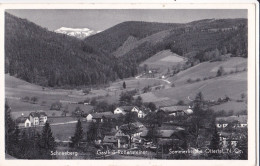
[0, 2, 258, 166]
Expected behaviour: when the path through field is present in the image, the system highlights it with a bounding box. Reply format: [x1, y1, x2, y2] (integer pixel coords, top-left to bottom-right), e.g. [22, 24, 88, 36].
[135, 74, 171, 84]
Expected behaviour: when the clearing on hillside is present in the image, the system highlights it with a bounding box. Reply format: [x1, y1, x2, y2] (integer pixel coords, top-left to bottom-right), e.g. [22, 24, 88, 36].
[140, 49, 187, 73]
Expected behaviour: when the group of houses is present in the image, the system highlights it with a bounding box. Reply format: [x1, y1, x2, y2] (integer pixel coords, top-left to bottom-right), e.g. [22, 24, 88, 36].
[86, 106, 151, 122]
[215, 115, 247, 148]
[159, 105, 193, 117]
[15, 111, 48, 128]
[84, 105, 194, 149]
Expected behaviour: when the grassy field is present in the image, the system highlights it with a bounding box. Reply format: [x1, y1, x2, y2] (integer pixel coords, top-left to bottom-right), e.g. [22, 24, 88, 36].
[142, 72, 247, 107]
[112, 30, 171, 58]
[169, 57, 247, 86]
[211, 101, 247, 112]
[32, 120, 89, 141]
[140, 49, 187, 73]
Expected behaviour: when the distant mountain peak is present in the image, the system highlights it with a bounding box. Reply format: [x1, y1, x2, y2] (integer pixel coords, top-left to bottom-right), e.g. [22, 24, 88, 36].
[54, 27, 100, 39]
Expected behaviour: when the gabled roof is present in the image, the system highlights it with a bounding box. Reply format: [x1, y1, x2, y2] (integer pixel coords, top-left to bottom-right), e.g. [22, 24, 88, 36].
[29, 112, 47, 118]
[103, 136, 118, 143]
[117, 106, 133, 112]
[92, 112, 114, 119]
[216, 115, 247, 124]
[141, 126, 185, 138]
[16, 116, 29, 123]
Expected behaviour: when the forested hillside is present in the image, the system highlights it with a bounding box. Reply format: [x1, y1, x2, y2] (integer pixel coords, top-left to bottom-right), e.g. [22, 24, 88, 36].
[85, 18, 247, 67]
[5, 13, 137, 87]
[5, 12, 247, 88]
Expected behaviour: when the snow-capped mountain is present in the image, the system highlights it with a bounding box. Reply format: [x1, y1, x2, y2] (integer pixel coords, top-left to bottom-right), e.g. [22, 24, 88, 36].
[54, 27, 100, 39]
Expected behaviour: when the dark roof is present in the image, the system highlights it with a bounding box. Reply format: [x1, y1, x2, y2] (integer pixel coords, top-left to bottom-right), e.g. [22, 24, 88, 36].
[141, 127, 185, 138]
[16, 116, 29, 123]
[103, 135, 128, 144]
[103, 136, 118, 143]
[216, 115, 247, 124]
[29, 112, 47, 118]
[118, 106, 133, 112]
[92, 112, 114, 119]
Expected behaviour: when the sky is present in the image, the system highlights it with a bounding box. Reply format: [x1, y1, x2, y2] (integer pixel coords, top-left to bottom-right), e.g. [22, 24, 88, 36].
[6, 9, 247, 31]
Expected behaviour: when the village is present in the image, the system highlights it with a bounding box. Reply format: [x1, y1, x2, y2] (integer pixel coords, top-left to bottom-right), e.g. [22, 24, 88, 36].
[12, 91, 248, 159]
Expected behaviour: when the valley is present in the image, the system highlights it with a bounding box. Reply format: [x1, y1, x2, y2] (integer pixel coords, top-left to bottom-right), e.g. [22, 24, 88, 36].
[4, 11, 248, 160]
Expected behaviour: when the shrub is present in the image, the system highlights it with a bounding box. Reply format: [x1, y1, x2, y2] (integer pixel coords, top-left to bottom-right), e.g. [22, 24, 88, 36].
[216, 66, 225, 77]
[187, 78, 193, 83]
[196, 78, 201, 82]
[41, 101, 47, 106]
[177, 100, 185, 105]
[50, 101, 62, 110]
[30, 96, 38, 104]
[21, 96, 30, 102]
[83, 88, 91, 95]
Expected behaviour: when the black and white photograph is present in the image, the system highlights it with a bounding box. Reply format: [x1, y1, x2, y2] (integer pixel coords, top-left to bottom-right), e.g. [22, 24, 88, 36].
[1, 2, 258, 164]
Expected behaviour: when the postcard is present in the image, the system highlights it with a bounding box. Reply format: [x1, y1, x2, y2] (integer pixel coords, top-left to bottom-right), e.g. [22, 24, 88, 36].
[0, 1, 258, 166]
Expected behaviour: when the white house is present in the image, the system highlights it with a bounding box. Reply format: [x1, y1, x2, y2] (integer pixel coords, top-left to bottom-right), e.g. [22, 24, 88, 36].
[86, 114, 93, 122]
[16, 116, 31, 128]
[29, 111, 47, 126]
[114, 106, 133, 115]
[131, 106, 147, 118]
[216, 115, 247, 129]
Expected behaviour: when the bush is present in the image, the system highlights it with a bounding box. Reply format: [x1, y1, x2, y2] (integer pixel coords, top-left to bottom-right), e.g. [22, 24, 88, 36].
[21, 96, 30, 102]
[83, 88, 91, 95]
[143, 86, 152, 93]
[50, 101, 62, 110]
[216, 66, 225, 77]
[196, 78, 201, 82]
[187, 78, 193, 83]
[30, 96, 38, 104]
[41, 101, 47, 106]
[177, 100, 185, 105]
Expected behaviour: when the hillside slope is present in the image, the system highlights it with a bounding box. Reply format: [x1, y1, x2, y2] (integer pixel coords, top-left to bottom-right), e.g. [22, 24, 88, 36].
[5, 13, 137, 87]
[85, 19, 247, 63]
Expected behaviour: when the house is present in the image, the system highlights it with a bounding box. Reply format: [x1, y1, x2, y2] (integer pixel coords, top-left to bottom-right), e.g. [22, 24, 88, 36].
[160, 106, 193, 116]
[114, 106, 133, 115]
[15, 116, 31, 128]
[219, 131, 242, 148]
[131, 106, 148, 118]
[103, 136, 128, 148]
[215, 120, 228, 128]
[141, 126, 186, 146]
[216, 115, 247, 128]
[92, 112, 120, 123]
[118, 122, 147, 142]
[86, 114, 93, 122]
[29, 111, 47, 126]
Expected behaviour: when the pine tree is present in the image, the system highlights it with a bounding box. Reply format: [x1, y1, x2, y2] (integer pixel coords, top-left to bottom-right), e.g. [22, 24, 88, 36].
[123, 81, 126, 89]
[5, 102, 16, 155]
[71, 119, 84, 147]
[208, 126, 220, 159]
[39, 122, 56, 159]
